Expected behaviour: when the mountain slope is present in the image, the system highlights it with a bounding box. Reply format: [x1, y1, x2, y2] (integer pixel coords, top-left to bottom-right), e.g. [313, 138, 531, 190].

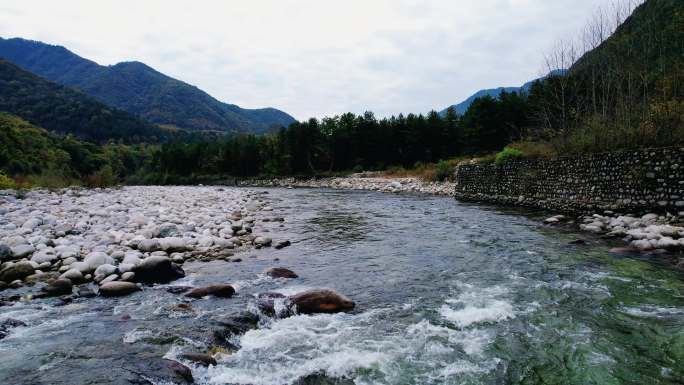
[0, 59, 175, 142]
[440, 70, 567, 116]
[0, 38, 296, 134]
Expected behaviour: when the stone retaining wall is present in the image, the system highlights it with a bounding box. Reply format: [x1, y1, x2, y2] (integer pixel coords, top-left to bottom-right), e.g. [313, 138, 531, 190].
[454, 147, 684, 213]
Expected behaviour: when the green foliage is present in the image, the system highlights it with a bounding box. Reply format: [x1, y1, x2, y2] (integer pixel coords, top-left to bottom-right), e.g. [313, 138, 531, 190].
[495, 147, 524, 165]
[0, 112, 153, 187]
[86, 165, 118, 188]
[434, 160, 453, 181]
[0, 171, 15, 189]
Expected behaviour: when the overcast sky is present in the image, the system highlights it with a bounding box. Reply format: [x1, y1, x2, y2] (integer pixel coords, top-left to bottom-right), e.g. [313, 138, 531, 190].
[0, 0, 604, 120]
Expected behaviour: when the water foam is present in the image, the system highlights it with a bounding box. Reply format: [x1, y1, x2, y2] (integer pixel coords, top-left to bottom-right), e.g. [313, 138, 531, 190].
[203, 302, 499, 385]
[438, 283, 515, 328]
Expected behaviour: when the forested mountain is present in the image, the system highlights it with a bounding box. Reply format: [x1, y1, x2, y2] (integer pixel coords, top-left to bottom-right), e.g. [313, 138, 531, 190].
[0, 37, 296, 134]
[528, 0, 684, 151]
[0, 59, 180, 143]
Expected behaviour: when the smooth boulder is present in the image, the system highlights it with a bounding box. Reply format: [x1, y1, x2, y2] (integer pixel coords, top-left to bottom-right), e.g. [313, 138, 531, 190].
[99, 281, 141, 297]
[266, 267, 298, 279]
[185, 284, 235, 298]
[289, 289, 355, 314]
[41, 279, 73, 296]
[84, 252, 115, 270]
[10, 244, 35, 259]
[0, 261, 35, 282]
[133, 256, 185, 284]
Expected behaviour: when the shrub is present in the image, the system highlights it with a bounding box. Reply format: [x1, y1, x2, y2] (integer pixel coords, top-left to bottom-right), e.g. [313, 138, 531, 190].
[434, 160, 453, 181]
[0, 171, 16, 189]
[495, 147, 524, 165]
[85, 165, 118, 188]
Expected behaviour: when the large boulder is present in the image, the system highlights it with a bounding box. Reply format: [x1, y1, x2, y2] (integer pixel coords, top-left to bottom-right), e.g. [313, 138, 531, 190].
[99, 281, 141, 297]
[185, 284, 235, 299]
[0, 261, 35, 282]
[289, 289, 355, 314]
[133, 256, 185, 284]
[266, 267, 298, 279]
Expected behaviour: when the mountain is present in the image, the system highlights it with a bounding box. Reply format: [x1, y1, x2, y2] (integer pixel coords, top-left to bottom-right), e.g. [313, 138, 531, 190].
[570, 0, 682, 85]
[439, 70, 566, 116]
[0, 37, 296, 134]
[0, 59, 176, 142]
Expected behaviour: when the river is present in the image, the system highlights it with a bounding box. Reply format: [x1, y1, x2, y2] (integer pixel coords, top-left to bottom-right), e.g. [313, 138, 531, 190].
[1, 188, 684, 384]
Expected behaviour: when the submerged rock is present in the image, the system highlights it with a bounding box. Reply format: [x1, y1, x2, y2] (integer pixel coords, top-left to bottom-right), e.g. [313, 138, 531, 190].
[0, 318, 27, 340]
[257, 292, 288, 315]
[274, 240, 291, 249]
[179, 352, 217, 367]
[185, 284, 235, 298]
[289, 289, 355, 314]
[139, 358, 194, 384]
[213, 312, 260, 348]
[266, 267, 298, 279]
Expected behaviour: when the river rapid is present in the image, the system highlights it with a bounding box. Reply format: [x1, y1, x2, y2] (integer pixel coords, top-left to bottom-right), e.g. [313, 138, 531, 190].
[1, 187, 684, 385]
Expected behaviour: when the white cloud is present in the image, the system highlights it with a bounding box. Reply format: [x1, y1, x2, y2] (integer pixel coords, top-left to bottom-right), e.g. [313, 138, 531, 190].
[0, 0, 603, 119]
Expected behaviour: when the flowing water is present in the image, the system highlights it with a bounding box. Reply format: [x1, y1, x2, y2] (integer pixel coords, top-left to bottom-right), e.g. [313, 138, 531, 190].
[1, 188, 684, 385]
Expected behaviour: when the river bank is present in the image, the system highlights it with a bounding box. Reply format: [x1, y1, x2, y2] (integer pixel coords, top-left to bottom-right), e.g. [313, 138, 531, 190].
[241, 174, 456, 196]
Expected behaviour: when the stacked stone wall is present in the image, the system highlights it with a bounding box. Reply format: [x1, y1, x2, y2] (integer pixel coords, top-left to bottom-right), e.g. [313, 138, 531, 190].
[454, 147, 684, 213]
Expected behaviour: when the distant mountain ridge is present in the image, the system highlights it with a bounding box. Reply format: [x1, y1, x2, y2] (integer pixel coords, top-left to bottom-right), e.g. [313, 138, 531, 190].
[0, 37, 296, 134]
[439, 70, 565, 115]
[0, 59, 176, 142]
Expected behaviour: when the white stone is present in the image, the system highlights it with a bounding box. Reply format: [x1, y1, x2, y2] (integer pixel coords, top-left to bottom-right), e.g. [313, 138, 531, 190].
[94, 263, 117, 277]
[84, 252, 114, 270]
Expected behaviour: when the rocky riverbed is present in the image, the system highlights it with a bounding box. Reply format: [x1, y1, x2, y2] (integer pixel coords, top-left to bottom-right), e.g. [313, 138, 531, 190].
[1, 187, 684, 384]
[544, 211, 684, 267]
[243, 174, 455, 196]
[0, 186, 294, 298]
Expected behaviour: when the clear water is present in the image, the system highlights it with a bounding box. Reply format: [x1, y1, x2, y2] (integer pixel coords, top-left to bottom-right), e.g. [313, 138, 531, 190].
[1, 188, 684, 384]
